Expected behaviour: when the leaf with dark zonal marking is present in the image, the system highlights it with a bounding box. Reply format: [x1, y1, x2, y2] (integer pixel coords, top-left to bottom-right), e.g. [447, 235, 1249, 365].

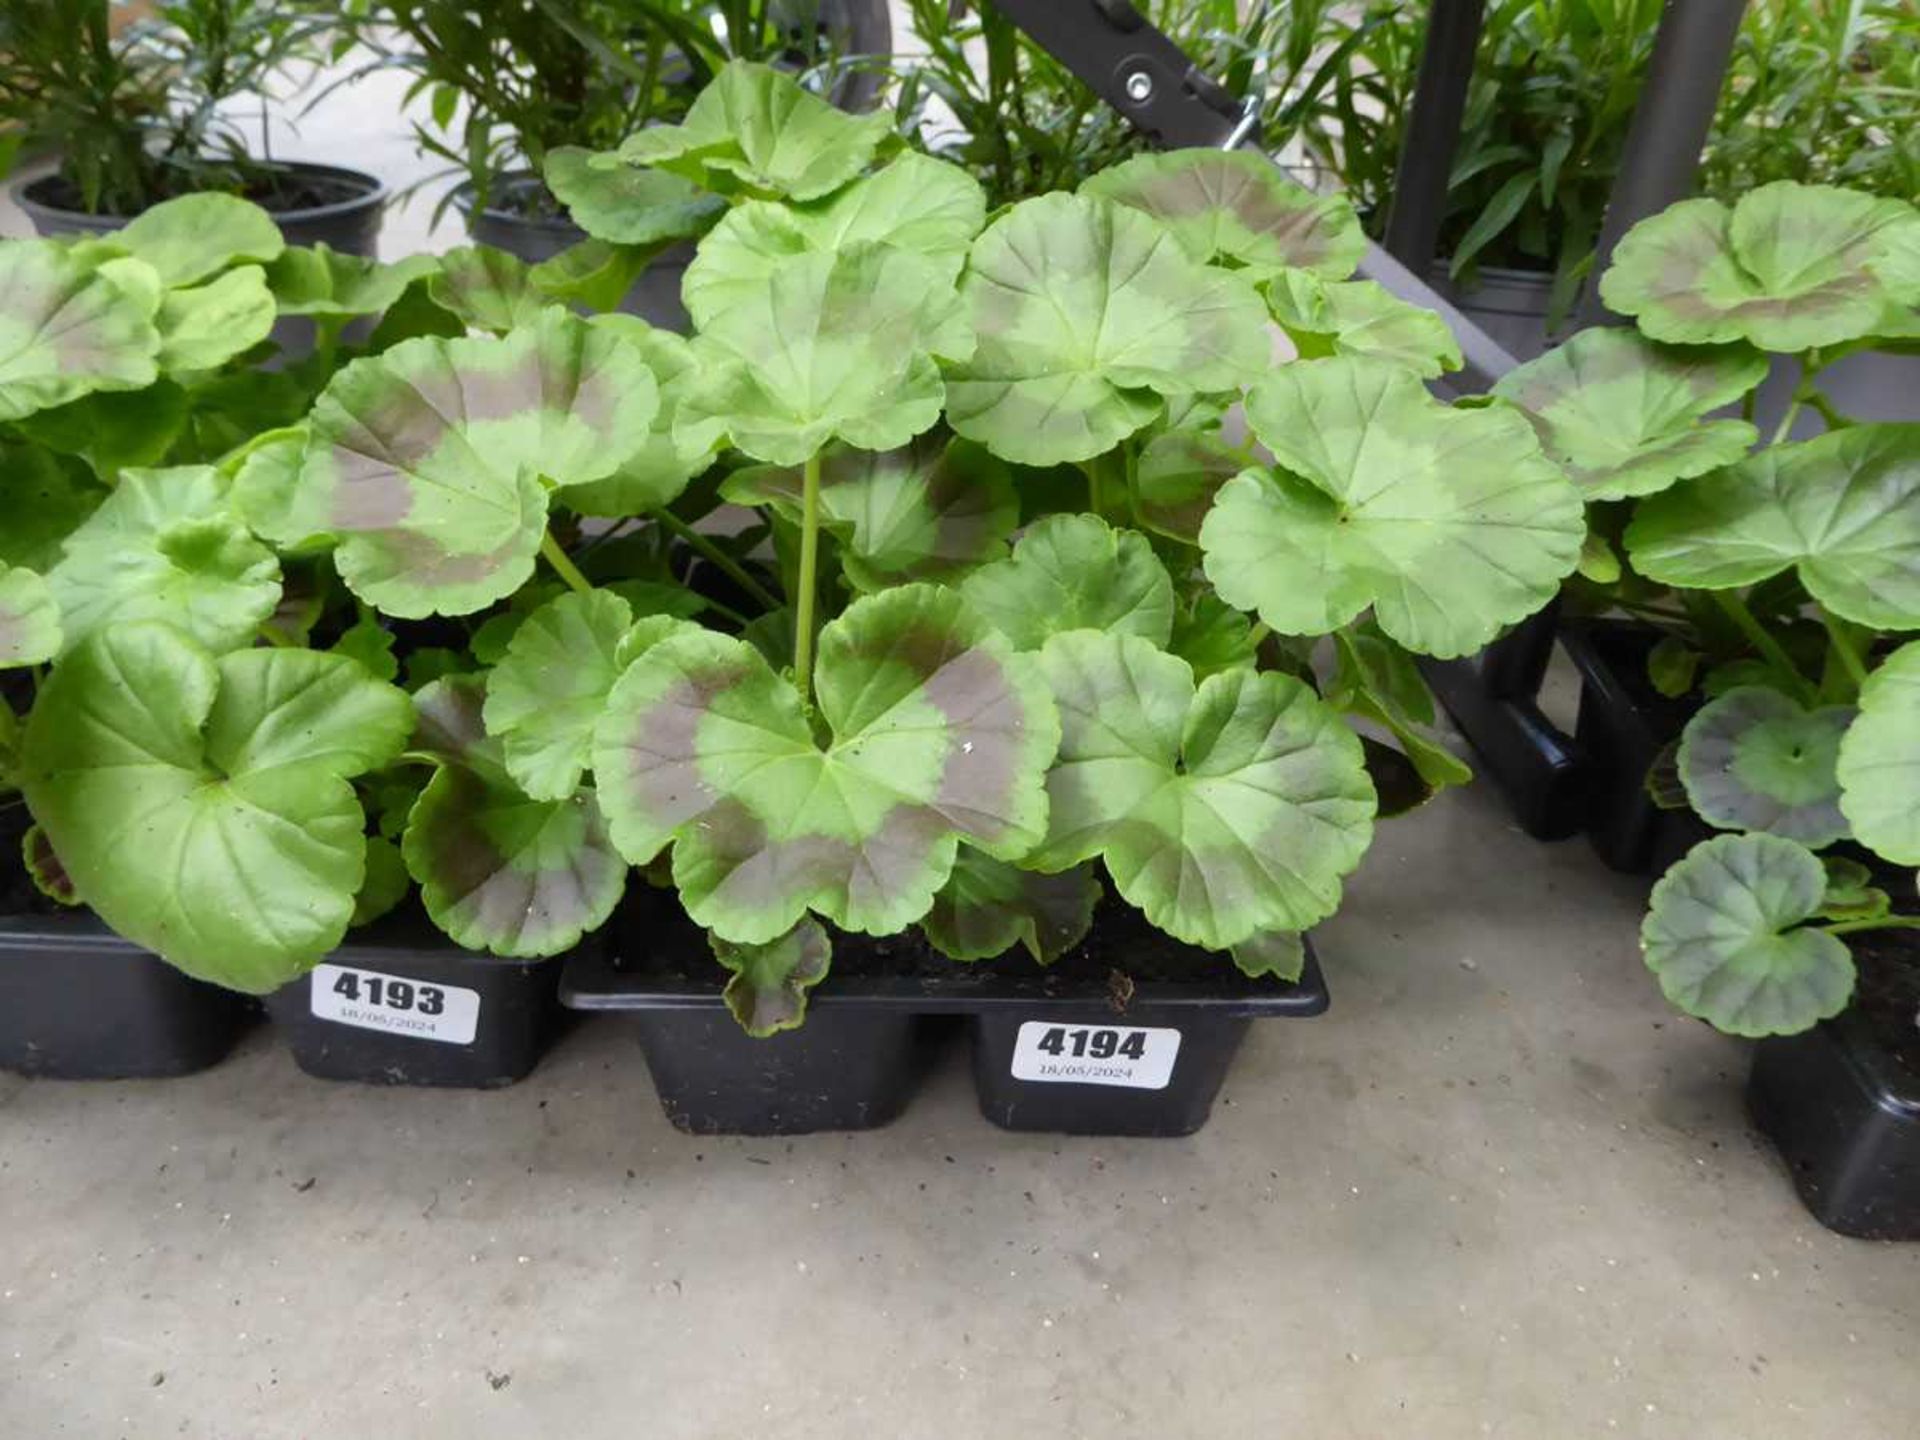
[0, 241, 161, 421]
[22, 824, 79, 906]
[1033, 630, 1376, 950]
[712, 917, 832, 1036]
[46, 465, 281, 656]
[19, 624, 413, 990]
[1837, 640, 1920, 866]
[1133, 428, 1245, 544]
[403, 675, 626, 958]
[592, 584, 1060, 945]
[1082, 149, 1365, 276]
[1641, 833, 1854, 1037]
[1493, 328, 1766, 502]
[561, 316, 714, 517]
[959, 514, 1175, 651]
[428, 247, 549, 333]
[1625, 424, 1920, 631]
[271, 308, 660, 616]
[1677, 686, 1854, 846]
[945, 193, 1271, 465]
[721, 434, 1017, 590]
[1599, 183, 1920, 351]
[921, 850, 1099, 964]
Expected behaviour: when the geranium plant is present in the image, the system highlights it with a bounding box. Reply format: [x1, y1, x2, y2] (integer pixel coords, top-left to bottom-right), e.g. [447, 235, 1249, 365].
[9, 62, 1592, 1036]
[1490, 180, 1920, 1037]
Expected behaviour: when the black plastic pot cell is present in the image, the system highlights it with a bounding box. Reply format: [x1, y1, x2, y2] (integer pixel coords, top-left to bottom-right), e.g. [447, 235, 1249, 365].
[0, 913, 254, 1079]
[564, 890, 1330, 1138]
[1748, 932, 1920, 1240]
[264, 916, 566, 1089]
[1560, 620, 1710, 875]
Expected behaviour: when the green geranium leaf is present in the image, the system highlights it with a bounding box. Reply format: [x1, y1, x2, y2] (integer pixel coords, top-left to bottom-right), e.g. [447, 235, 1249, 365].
[1133, 428, 1243, 544]
[959, 514, 1175, 650]
[922, 850, 1100, 965]
[712, 917, 831, 1036]
[1232, 929, 1306, 982]
[352, 836, 410, 927]
[675, 242, 964, 466]
[428, 246, 548, 334]
[115, 193, 284, 286]
[1201, 357, 1584, 658]
[1677, 686, 1853, 845]
[546, 145, 725, 246]
[403, 675, 626, 958]
[484, 594, 695, 802]
[683, 153, 984, 327]
[1816, 855, 1892, 923]
[0, 441, 102, 570]
[16, 382, 188, 475]
[1033, 631, 1375, 950]
[22, 823, 79, 906]
[1641, 833, 1854, 1037]
[528, 239, 652, 311]
[561, 316, 713, 517]
[1262, 270, 1463, 378]
[1598, 183, 1920, 350]
[1837, 640, 1920, 865]
[946, 195, 1270, 465]
[1081, 149, 1364, 277]
[0, 241, 161, 421]
[266, 246, 437, 320]
[611, 60, 893, 202]
[154, 265, 276, 371]
[723, 433, 1016, 589]
[286, 309, 660, 616]
[1648, 636, 1702, 698]
[593, 583, 1059, 945]
[20, 623, 412, 990]
[331, 612, 398, 682]
[1328, 625, 1472, 795]
[47, 465, 281, 655]
[1169, 592, 1258, 680]
[1624, 424, 1920, 630]
[1493, 328, 1766, 502]
[0, 563, 60, 667]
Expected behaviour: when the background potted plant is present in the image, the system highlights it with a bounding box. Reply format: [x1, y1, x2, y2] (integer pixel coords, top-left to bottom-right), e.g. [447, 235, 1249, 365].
[2, 0, 388, 256]
[342, 0, 891, 326]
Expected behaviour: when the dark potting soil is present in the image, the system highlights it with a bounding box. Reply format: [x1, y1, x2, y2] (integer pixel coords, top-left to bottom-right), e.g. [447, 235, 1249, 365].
[1851, 929, 1920, 1084]
[615, 882, 1280, 995]
[33, 167, 367, 219]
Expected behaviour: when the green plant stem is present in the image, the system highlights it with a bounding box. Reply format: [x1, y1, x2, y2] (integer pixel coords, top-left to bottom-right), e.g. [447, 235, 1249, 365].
[792, 450, 824, 710]
[1801, 387, 1852, 431]
[1824, 916, 1920, 937]
[1710, 590, 1813, 702]
[1818, 607, 1871, 692]
[654, 512, 780, 612]
[1083, 457, 1107, 519]
[256, 624, 294, 649]
[1769, 397, 1804, 447]
[1247, 622, 1272, 650]
[540, 529, 595, 597]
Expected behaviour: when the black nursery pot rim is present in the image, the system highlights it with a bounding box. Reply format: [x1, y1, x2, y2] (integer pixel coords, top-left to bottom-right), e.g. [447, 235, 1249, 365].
[13, 160, 388, 231]
[450, 172, 582, 238]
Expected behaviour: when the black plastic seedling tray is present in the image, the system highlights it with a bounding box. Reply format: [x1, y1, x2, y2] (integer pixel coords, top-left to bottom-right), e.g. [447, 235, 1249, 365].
[263, 908, 569, 1089]
[0, 912, 255, 1079]
[562, 891, 1329, 1137]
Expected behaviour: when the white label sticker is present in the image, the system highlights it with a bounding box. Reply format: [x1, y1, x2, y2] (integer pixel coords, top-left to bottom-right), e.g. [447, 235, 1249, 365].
[1009, 1021, 1181, 1090]
[308, 964, 479, 1046]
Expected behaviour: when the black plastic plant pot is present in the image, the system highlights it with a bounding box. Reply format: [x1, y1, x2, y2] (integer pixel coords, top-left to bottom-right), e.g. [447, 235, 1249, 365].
[1747, 932, 1920, 1240]
[1560, 619, 1710, 876]
[0, 913, 255, 1080]
[14, 161, 388, 255]
[456, 175, 694, 333]
[263, 913, 568, 1089]
[563, 891, 1330, 1138]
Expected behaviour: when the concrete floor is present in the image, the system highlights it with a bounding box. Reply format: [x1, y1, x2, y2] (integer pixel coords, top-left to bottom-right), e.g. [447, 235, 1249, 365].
[5, 776, 1919, 1439]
